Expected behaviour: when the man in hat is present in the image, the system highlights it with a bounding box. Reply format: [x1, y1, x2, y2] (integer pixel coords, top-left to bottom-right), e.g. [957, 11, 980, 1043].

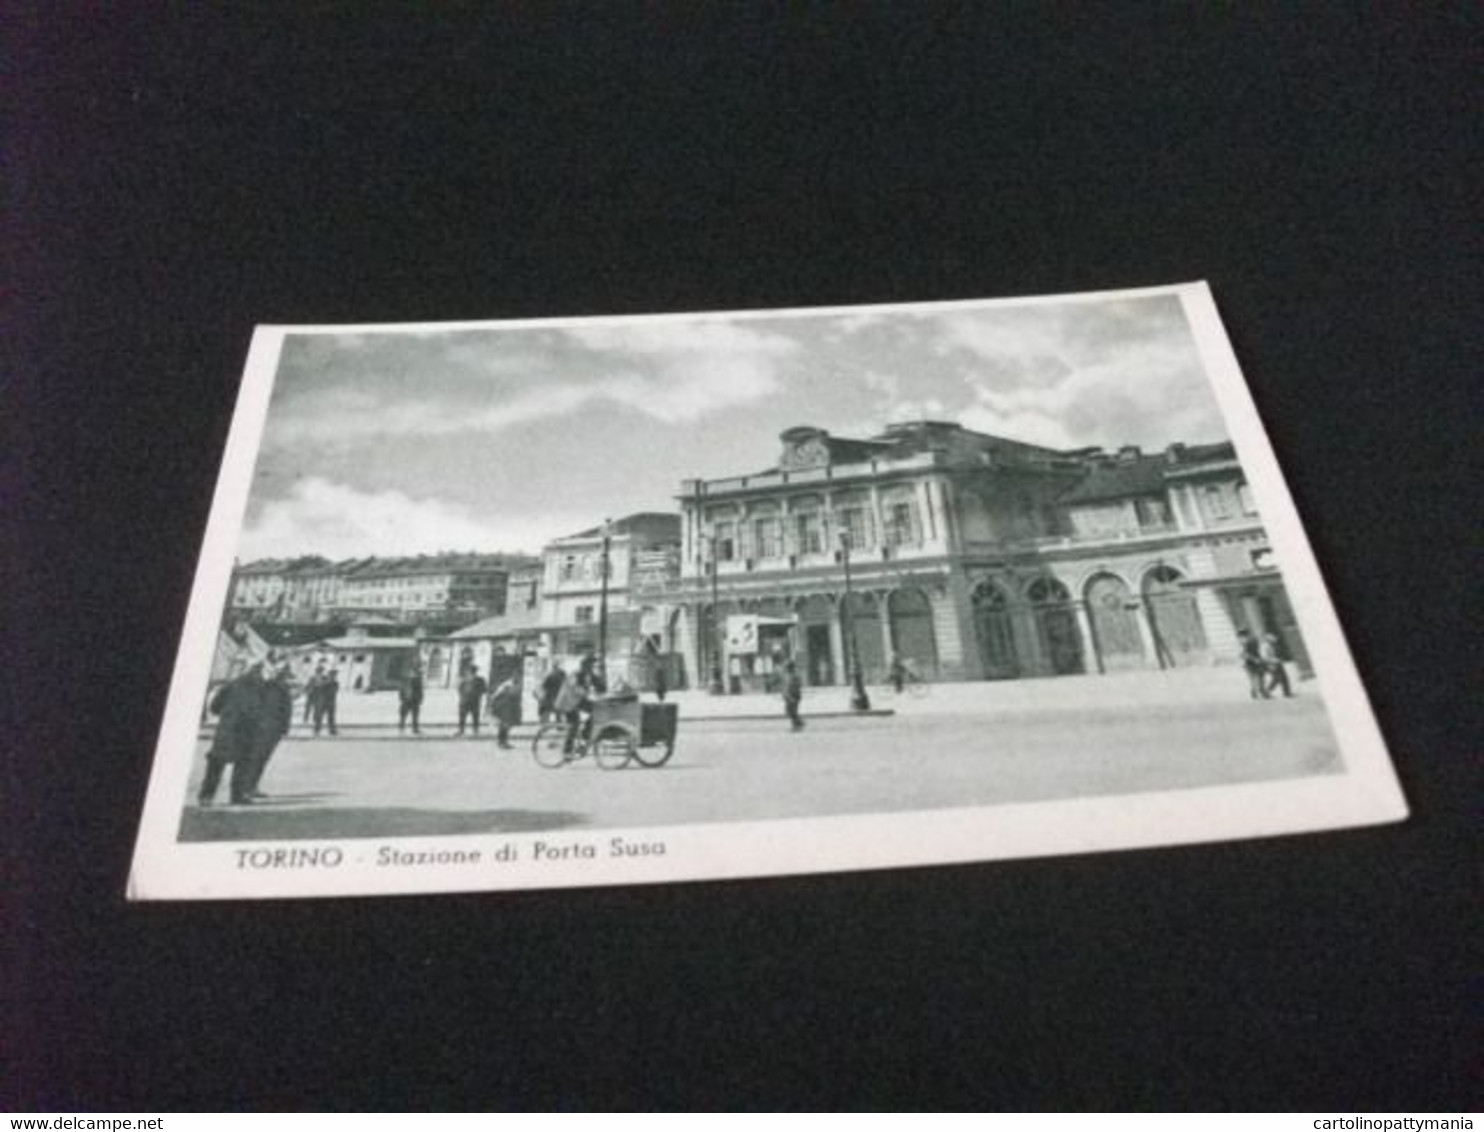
[398, 663, 425, 735]
[198, 659, 277, 806]
[310, 663, 339, 736]
[242, 652, 296, 798]
[487, 671, 522, 750]
[781, 658, 805, 732]
[456, 664, 488, 736]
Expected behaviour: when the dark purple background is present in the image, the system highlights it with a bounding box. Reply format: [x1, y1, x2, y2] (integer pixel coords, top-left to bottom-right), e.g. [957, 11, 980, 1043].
[9, 6, 1478, 1111]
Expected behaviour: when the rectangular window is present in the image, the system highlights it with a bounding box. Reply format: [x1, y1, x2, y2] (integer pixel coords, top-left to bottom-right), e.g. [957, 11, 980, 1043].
[1238, 483, 1258, 515]
[885, 501, 917, 546]
[713, 521, 736, 562]
[575, 606, 594, 624]
[753, 517, 781, 559]
[560, 555, 578, 581]
[1204, 485, 1232, 519]
[1135, 497, 1172, 529]
[839, 507, 870, 550]
[794, 511, 823, 555]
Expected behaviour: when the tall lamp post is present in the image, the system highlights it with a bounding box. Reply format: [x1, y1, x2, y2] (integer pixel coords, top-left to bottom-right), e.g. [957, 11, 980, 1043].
[597, 519, 612, 685]
[838, 529, 872, 712]
[703, 526, 725, 695]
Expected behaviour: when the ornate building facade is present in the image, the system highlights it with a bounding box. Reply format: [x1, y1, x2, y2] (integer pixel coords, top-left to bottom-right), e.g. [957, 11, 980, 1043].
[666, 422, 1308, 691]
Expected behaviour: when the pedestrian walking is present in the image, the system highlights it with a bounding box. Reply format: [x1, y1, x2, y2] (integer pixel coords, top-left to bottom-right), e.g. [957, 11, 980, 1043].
[487, 673, 521, 750]
[457, 665, 488, 735]
[782, 659, 805, 732]
[301, 664, 319, 723]
[1260, 631, 1293, 698]
[539, 663, 565, 724]
[398, 664, 424, 734]
[887, 652, 907, 695]
[311, 667, 339, 735]
[1237, 629, 1269, 700]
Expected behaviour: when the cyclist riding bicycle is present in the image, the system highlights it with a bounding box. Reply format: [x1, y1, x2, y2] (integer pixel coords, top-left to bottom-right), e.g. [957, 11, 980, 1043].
[887, 653, 923, 694]
[560, 654, 608, 754]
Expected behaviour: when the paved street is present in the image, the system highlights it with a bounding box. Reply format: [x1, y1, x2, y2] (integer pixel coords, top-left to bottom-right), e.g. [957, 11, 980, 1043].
[179, 670, 1340, 841]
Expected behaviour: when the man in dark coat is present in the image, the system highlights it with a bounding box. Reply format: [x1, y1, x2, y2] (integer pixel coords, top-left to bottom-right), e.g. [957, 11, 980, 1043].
[456, 664, 488, 735]
[1237, 629, 1269, 700]
[198, 662, 277, 806]
[539, 663, 565, 724]
[302, 665, 320, 723]
[311, 666, 339, 736]
[243, 658, 296, 797]
[487, 672, 522, 750]
[398, 664, 425, 734]
[782, 659, 805, 732]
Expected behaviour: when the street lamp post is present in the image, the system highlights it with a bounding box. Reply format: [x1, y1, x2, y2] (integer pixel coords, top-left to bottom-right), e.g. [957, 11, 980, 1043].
[597, 519, 612, 685]
[838, 530, 872, 712]
[705, 528, 725, 695]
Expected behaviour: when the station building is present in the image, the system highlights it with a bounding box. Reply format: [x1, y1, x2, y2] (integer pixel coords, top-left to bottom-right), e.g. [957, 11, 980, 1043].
[666, 422, 1309, 691]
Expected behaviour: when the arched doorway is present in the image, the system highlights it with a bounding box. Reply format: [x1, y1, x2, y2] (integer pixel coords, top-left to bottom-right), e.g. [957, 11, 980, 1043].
[888, 588, 939, 678]
[1086, 573, 1145, 670]
[1027, 577, 1084, 675]
[1143, 565, 1207, 667]
[841, 591, 885, 685]
[971, 580, 1020, 679]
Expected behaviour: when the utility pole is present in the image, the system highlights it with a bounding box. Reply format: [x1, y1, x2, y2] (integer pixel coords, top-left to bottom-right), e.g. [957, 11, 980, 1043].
[839, 529, 872, 712]
[707, 528, 725, 695]
[597, 519, 612, 684]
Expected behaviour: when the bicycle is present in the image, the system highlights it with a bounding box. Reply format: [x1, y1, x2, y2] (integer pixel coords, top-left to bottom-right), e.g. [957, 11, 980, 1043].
[532, 720, 635, 770]
[886, 663, 931, 699]
[531, 697, 678, 771]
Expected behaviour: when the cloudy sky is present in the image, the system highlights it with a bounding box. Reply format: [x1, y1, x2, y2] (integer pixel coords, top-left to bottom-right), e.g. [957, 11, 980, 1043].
[238, 292, 1227, 560]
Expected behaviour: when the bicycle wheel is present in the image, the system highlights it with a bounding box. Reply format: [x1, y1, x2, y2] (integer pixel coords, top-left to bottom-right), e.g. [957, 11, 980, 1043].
[533, 723, 571, 769]
[593, 725, 635, 770]
[630, 733, 676, 769]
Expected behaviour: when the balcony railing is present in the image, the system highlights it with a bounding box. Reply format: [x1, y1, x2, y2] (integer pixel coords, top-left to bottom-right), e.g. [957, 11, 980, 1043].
[684, 451, 943, 497]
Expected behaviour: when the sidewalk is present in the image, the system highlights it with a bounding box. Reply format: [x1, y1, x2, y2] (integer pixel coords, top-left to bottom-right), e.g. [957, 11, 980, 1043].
[209, 664, 1310, 737]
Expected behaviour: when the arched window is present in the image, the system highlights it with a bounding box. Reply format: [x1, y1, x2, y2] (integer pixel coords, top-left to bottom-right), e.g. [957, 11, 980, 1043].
[1086, 573, 1144, 668]
[971, 581, 1018, 678]
[1026, 577, 1072, 605]
[1143, 565, 1208, 665]
[1025, 576, 1083, 675]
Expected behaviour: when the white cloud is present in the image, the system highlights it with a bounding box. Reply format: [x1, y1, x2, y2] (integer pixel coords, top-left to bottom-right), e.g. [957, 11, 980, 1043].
[239, 477, 586, 559]
[957, 405, 1079, 450]
[265, 321, 799, 450]
[264, 383, 593, 451]
[943, 307, 1225, 449]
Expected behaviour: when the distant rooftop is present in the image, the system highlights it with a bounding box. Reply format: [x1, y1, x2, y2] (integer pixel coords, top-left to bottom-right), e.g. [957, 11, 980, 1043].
[553, 512, 682, 544]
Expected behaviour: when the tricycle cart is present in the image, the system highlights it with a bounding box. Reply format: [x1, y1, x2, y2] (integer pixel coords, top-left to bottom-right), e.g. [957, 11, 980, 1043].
[532, 697, 678, 770]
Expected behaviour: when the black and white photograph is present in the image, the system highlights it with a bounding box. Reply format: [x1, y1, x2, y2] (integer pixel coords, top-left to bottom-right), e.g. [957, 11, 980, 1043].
[127, 282, 1405, 899]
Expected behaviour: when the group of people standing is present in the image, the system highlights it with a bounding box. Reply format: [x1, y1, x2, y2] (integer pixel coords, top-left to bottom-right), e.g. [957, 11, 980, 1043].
[1238, 628, 1294, 699]
[198, 653, 295, 806]
[301, 663, 339, 736]
[394, 662, 520, 747]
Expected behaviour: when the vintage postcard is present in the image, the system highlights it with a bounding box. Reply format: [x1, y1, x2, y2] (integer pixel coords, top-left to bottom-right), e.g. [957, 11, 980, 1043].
[128, 283, 1407, 900]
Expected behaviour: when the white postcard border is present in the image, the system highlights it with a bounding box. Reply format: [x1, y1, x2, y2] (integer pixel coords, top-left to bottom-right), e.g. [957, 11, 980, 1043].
[128, 282, 1408, 902]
